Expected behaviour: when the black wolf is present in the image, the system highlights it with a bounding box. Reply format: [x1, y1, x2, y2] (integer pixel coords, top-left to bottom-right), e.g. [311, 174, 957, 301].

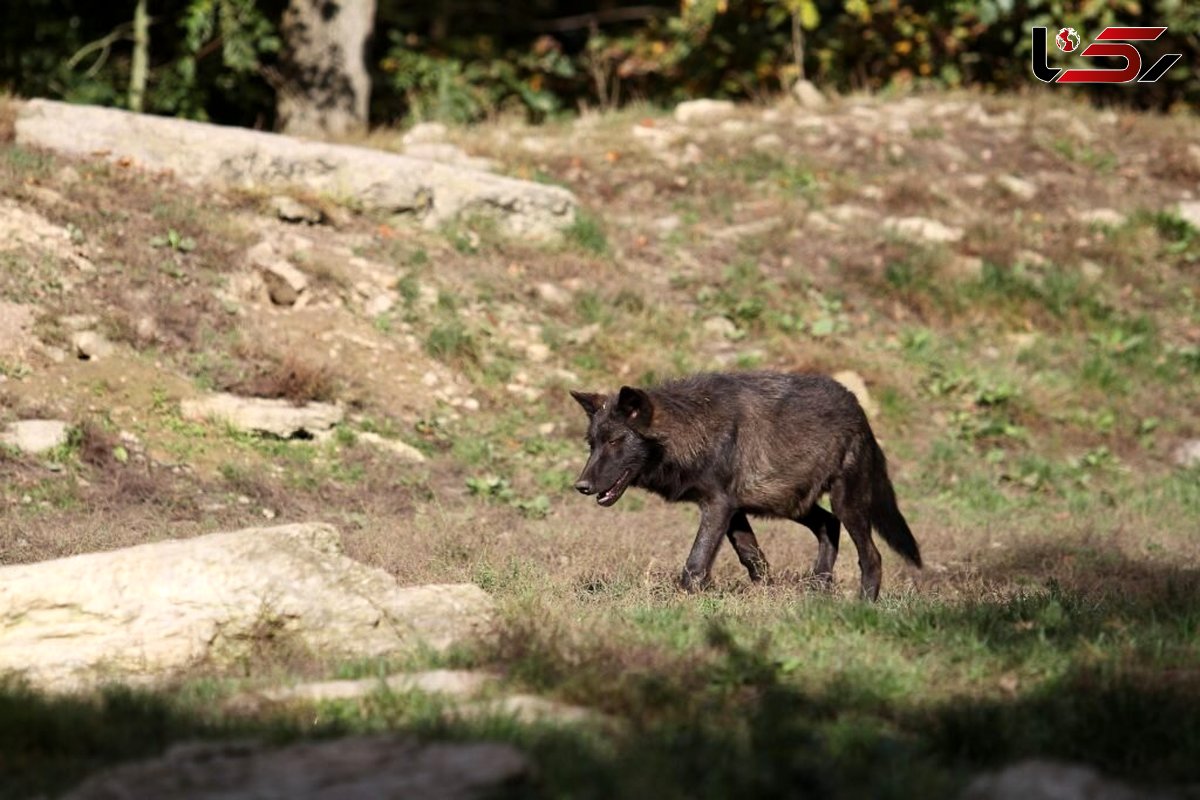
[570, 372, 921, 600]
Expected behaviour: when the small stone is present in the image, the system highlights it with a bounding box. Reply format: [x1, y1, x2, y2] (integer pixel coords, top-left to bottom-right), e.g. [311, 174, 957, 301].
[252, 669, 498, 707]
[357, 431, 427, 463]
[1172, 439, 1200, 469]
[269, 195, 323, 224]
[752, 133, 783, 152]
[60, 314, 100, 331]
[949, 255, 984, 281]
[631, 124, 679, 151]
[709, 217, 784, 241]
[401, 121, 448, 146]
[404, 142, 495, 171]
[537, 422, 556, 435]
[1015, 250, 1048, 268]
[884, 216, 964, 244]
[1079, 260, 1103, 282]
[961, 173, 987, 190]
[534, 282, 570, 307]
[451, 694, 607, 728]
[260, 261, 309, 306]
[828, 204, 871, 224]
[71, 330, 114, 360]
[674, 99, 736, 125]
[791, 79, 828, 109]
[702, 316, 738, 339]
[1176, 200, 1200, 229]
[566, 324, 600, 346]
[995, 174, 1037, 201]
[526, 343, 551, 363]
[134, 316, 158, 343]
[1075, 208, 1124, 227]
[0, 419, 71, 455]
[55, 165, 81, 185]
[654, 215, 682, 233]
[363, 293, 396, 317]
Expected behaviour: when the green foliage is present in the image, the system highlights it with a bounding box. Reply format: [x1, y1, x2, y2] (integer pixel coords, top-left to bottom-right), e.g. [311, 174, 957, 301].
[3, 0, 1196, 126]
[465, 474, 551, 518]
[565, 211, 609, 256]
[167, 0, 279, 120]
[382, 31, 575, 124]
[0, 0, 278, 125]
[425, 319, 477, 365]
[149, 228, 197, 253]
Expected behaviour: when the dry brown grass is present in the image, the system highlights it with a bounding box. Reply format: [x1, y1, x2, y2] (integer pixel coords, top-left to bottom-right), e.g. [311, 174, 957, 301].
[232, 352, 338, 405]
[0, 93, 16, 143]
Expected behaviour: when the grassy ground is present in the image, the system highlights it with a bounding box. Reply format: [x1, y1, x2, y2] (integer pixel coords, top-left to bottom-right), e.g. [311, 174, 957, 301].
[1, 89, 1199, 798]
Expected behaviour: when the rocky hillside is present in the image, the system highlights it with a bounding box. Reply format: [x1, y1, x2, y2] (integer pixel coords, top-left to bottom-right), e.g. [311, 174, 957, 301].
[1, 90, 1199, 798]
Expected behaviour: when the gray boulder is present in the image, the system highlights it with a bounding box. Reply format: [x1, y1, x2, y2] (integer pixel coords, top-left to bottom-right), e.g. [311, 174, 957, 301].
[15, 99, 576, 239]
[961, 760, 1174, 800]
[63, 737, 528, 800]
[0, 523, 496, 691]
[0, 419, 71, 454]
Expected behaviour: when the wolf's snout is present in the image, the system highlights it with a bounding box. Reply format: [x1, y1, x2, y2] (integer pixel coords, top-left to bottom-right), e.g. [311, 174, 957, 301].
[574, 480, 594, 495]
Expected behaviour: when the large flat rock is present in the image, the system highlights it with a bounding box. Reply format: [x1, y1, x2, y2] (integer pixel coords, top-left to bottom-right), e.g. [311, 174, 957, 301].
[63, 737, 529, 800]
[180, 393, 343, 438]
[15, 99, 577, 238]
[0, 523, 495, 691]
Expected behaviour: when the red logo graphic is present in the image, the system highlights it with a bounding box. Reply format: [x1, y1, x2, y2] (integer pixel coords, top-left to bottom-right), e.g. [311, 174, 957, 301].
[1031, 26, 1182, 84]
[1056, 28, 1080, 53]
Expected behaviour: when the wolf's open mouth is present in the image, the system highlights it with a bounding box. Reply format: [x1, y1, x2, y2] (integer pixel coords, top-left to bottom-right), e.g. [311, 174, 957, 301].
[597, 469, 632, 507]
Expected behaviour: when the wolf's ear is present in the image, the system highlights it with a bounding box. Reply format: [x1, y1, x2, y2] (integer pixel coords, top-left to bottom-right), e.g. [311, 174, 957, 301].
[570, 390, 604, 418]
[616, 386, 653, 429]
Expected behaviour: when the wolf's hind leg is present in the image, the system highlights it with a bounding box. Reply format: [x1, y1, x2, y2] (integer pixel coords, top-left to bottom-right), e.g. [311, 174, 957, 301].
[830, 480, 882, 601]
[726, 511, 771, 583]
[796, 506, 840, 586]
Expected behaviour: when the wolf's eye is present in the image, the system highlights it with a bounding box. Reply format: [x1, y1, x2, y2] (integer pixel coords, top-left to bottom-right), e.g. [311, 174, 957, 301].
[608, 437, 622, 447]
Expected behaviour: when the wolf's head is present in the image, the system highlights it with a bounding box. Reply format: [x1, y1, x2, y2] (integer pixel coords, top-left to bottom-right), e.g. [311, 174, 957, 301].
[570, 386, 655, 507]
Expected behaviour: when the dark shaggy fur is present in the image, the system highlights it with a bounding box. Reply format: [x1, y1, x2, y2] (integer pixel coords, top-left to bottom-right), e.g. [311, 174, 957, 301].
[570, 371, 921, 600]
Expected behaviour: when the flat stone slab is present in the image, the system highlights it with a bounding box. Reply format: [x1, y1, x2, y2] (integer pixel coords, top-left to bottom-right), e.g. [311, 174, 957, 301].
[180, 393, 343, 438]
[0, 419, 70, 454]
[63, 737, 528, 800]
[255, 669, 499, 706]
[16, 99, 577, 238]
[961, 759, 1176, 800]
[0, 523, 496, 691]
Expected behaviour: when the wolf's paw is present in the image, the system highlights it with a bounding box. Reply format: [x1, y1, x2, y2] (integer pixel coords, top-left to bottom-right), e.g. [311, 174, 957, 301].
[678, 569, 711, 593]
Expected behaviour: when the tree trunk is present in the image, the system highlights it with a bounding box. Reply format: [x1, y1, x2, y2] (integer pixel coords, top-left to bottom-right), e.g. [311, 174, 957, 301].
[129, 0, 149, 112]
[276, 0, 376, 138]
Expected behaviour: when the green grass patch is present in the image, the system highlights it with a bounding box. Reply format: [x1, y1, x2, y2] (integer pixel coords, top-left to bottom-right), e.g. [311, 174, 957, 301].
[566, 210, 609, 255]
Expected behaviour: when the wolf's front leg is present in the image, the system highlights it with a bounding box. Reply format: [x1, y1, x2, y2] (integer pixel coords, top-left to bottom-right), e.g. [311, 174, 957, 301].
[680, 501, 734, 592]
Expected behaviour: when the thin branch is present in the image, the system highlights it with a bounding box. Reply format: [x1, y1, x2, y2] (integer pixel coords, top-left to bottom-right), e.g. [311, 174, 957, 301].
[66, 17, 162, 78]
[66, 23, 132, 77]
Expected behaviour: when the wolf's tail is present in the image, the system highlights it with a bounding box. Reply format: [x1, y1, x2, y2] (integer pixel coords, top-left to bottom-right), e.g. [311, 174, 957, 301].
[867, 438, 922, 567]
